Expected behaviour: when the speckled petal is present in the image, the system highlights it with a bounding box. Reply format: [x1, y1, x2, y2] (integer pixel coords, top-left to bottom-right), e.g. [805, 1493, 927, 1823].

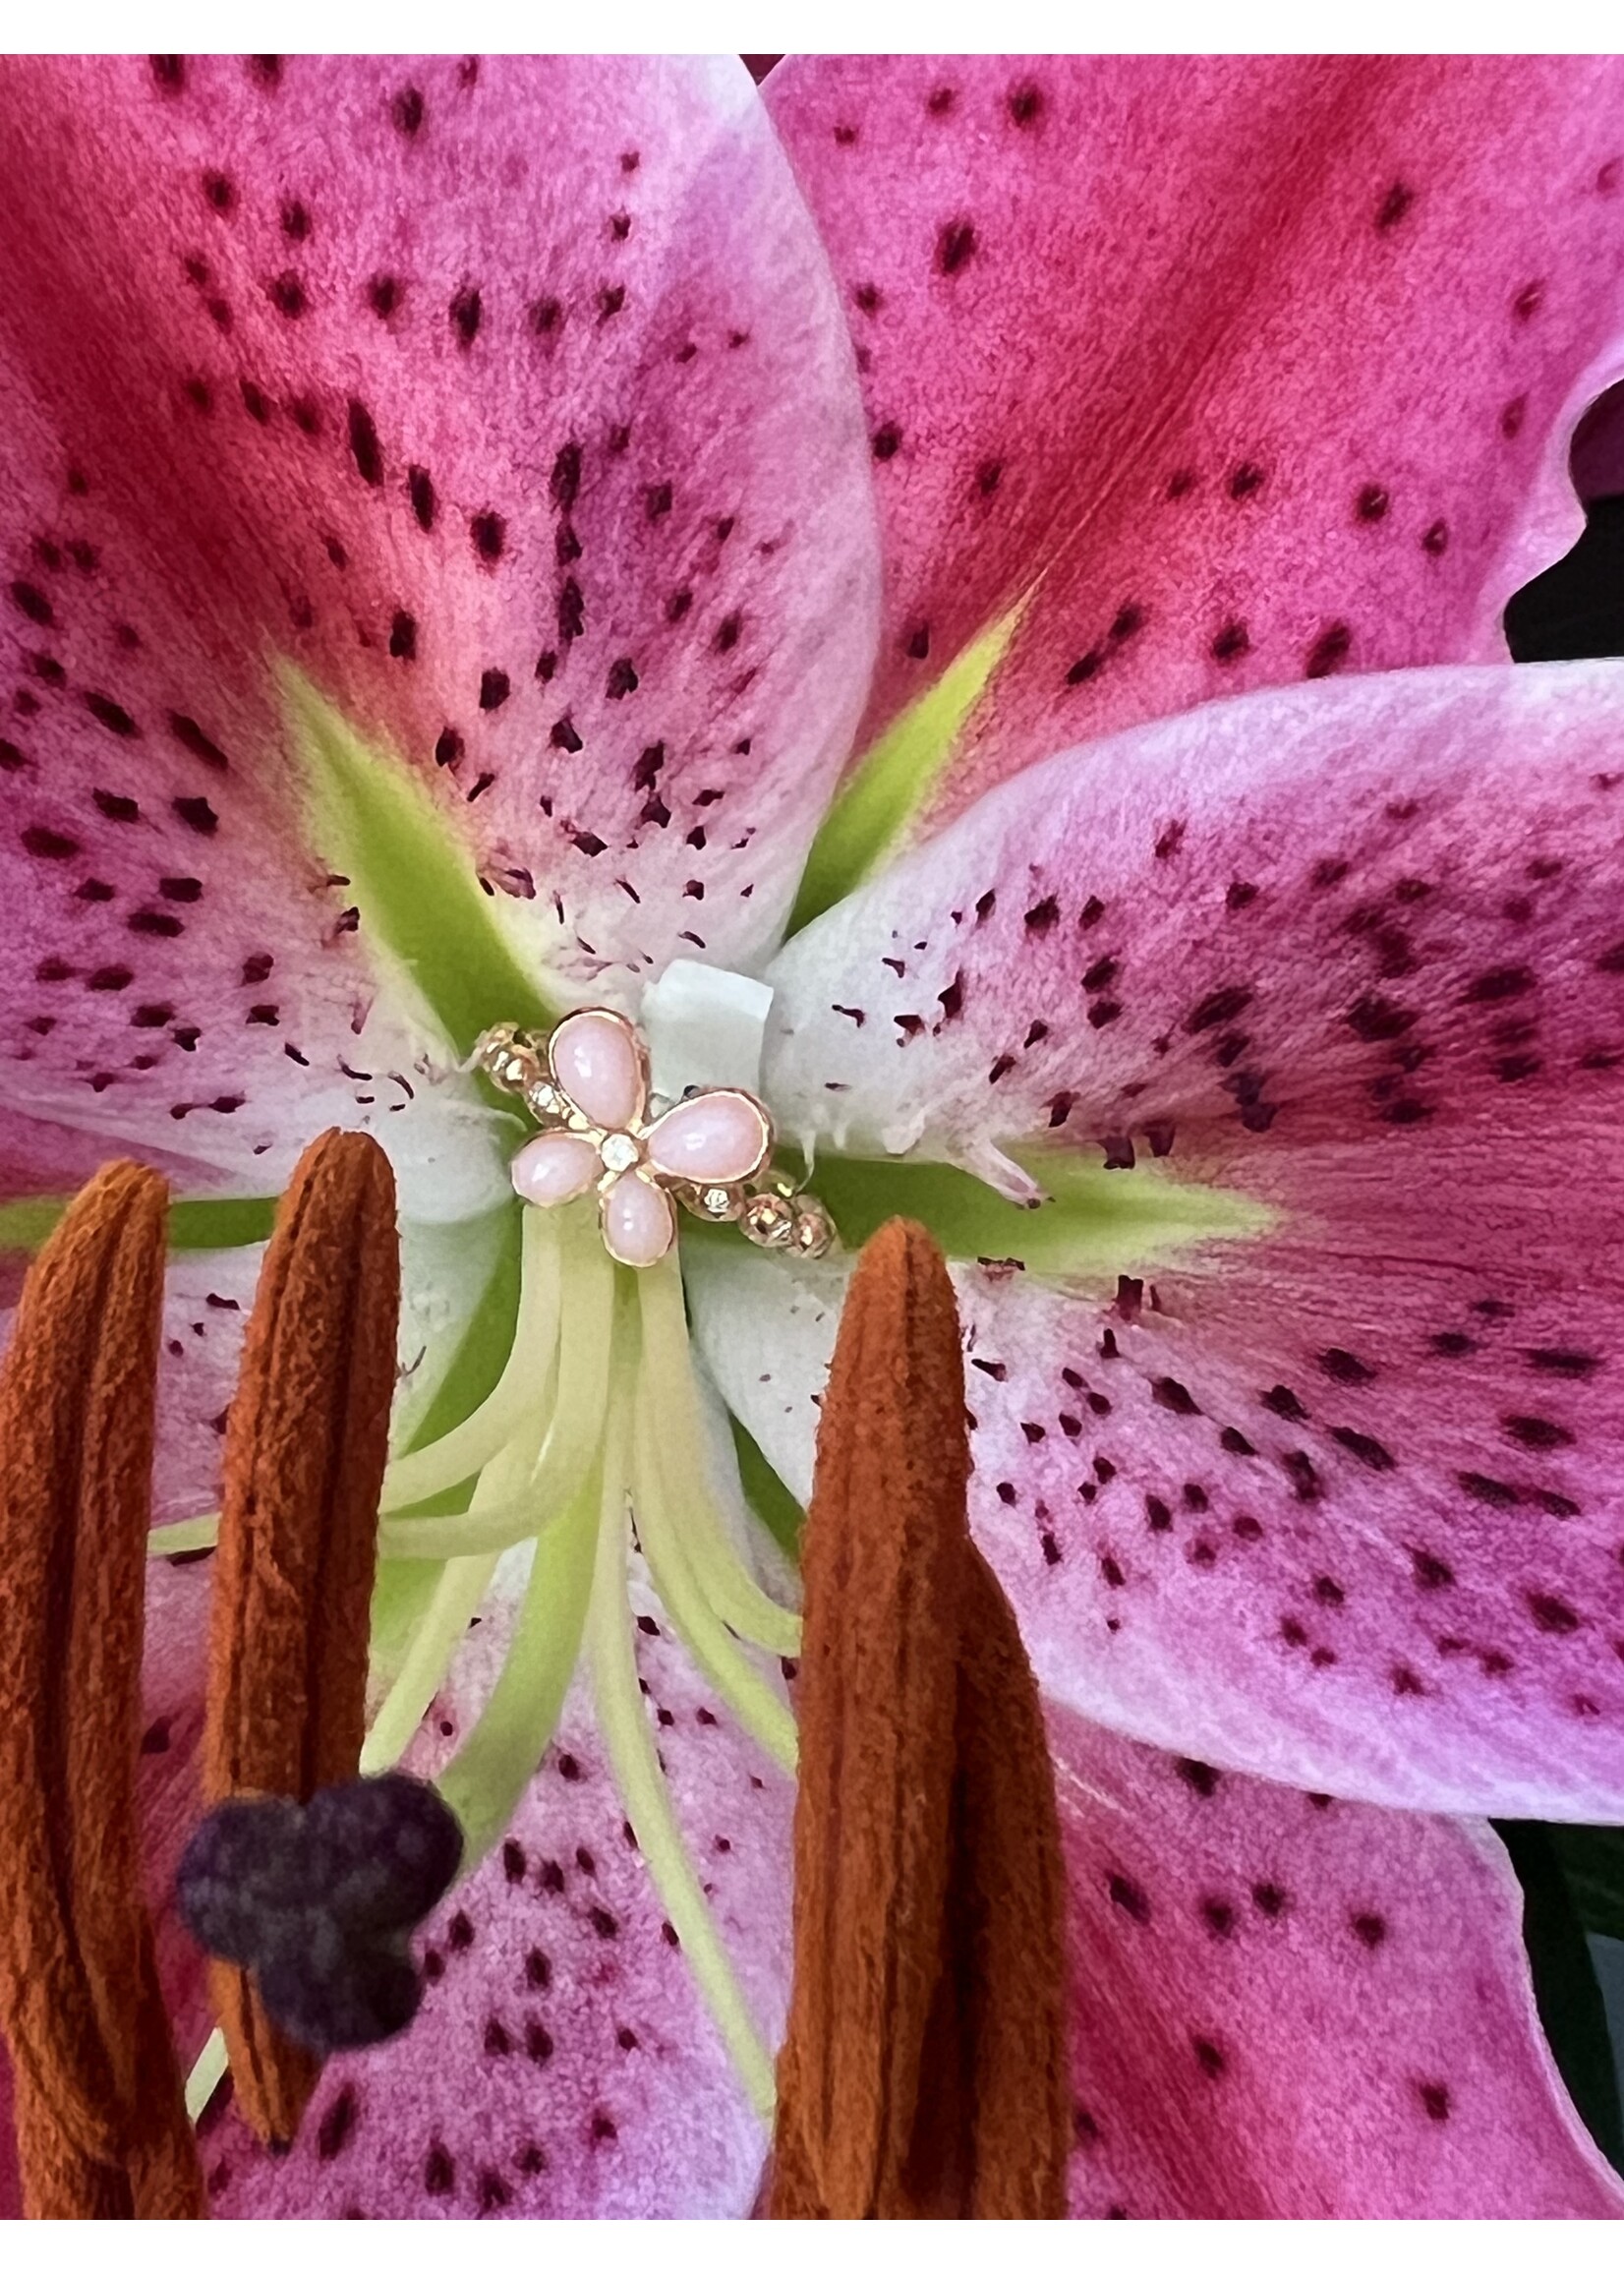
[0, 54, 878, 1200]
[200, 1566, 795, 2218]
[768, 56, 1624, 818]
[1052, 1707, 1624, 2217]
[757, 662, 1624, 1815]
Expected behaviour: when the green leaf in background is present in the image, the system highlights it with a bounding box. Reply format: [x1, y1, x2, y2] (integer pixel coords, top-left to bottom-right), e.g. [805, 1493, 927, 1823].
[1546, 1825, 1624, 1945]
[1496, 1819, 1624, 2174]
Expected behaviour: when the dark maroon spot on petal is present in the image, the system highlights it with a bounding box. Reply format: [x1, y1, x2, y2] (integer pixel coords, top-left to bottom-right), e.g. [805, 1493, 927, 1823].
[1305, 622, 1352, 679]
[1211, 619, 1250, 665]
[1187, 984, 1252, 1033]
[1375, 181, 1415, 231]
[316, 2086, 358, 2161]
[9, 581, 53, 627]
[1464, 964, 1535, 1005]
[872, 424, 901, 462]
[1024, 894, 1059, 934]
[1459, 1472, 1520, 1507]
[1177, 1758, 1220, 1797]
[1313, 1575, 1346, 1607]
[1318, 1348, 1373, 1385]
[22, 825, 79, 860]
[1351, 1911, 1387, 1950]
[450, 286, 483, 346]
[1418, 2081, 1451, 2122]
[347, 401, 383, 487]
[1528, 1592, 1581, 1635]
[1356, 484, 1389, 523]
[1107, 1872, 1150, 1924]
[1503, 1414, 1574, 1451]
[937, 220, 977, 274]
[471, 512, 505, 563]
[1500, 395, 1527, 440]
[85, 692, 140, 738]
[392, 86, 425, 137]
[1330, 1428, 1394, 1472]
[1527, 1347, 1599, 1378]
[1252, 1881, 1287, 1918]
[1430, 1332, 1475, 1358]
[1412, 1549, 1453, 1590]
[1285, 1451, 1323, 1502]
[1153, 1378, 1200, 1417]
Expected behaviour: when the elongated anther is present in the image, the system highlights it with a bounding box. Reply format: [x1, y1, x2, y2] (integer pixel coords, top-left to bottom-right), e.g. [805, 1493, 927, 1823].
[0, 1162, 206, 2218]
[203, 1130, 400, 2147]
[770, 1218, 1069, 2218]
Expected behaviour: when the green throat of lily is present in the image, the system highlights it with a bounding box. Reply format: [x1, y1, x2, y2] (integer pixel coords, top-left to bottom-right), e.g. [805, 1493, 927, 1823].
[134, 685, 1270, 2125]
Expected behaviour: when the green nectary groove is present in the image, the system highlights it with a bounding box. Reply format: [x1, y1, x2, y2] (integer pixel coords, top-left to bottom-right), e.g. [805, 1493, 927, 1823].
[690, 1145, 1273, 1284]
[786, 603, 1022, 936]
[281, 667, 555, 1058]
[0, 1193, 278, 1255]
[729, 1412, 805, 1552]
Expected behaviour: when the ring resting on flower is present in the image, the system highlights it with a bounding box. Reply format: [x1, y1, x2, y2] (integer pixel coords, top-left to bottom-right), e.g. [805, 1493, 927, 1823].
[481, 1006, 835, 1268]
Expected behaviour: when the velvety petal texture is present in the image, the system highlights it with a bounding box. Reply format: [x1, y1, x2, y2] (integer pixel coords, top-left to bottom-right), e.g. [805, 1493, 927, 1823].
[767, 56, 1624, 814]
[203, 1563, 794, 2217]
[761, 663, 1624, 1814]
[0, 54, 877, 1208]
[1052, 1707, 1623, 2217]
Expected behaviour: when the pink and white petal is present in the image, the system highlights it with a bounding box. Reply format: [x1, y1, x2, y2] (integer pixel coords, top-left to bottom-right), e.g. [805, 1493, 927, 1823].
[204, 1561, 794, 2217]
[767, 56, 1624, 816]
[0, 55, 878, 1081]
[762, 664, 1624, 1813]
[1053, 1705, 1624, 2218]
[685, 1237, 843, 1510]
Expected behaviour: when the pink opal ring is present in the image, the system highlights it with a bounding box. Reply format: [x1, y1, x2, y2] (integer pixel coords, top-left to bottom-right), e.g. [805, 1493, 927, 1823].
[478, 1012, 835, 1270]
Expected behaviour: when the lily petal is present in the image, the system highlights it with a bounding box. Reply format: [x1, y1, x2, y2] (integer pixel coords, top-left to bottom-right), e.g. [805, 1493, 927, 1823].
[202, 1562, 794, 2217]
[761, 663, 1624, 1814]
[0, 54, 878, 1201]
[768, 56, 1624, 816]
[1051, 1704, 1624, 2217]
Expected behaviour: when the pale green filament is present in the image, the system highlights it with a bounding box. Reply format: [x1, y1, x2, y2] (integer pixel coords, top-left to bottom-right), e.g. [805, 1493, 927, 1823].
[629, 1386, 797, 1776]
[637, 1259, 800, 1657]
[379, 1205, 563, 1511]
[181, 1193, 791, 2126]
[585, 1342, 777, 2119]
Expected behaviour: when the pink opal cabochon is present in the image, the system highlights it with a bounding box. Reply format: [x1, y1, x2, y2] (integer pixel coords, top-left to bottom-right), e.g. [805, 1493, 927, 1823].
[550, 1009, 646, 1130]
[509, 1130, 601, 1207]
[644, 1090, 772, 1186]
[602, 1171, 676, 1267]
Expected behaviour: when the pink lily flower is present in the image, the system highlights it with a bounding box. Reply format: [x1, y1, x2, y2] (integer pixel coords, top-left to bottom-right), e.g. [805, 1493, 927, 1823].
[3, 50, 1624, 2219]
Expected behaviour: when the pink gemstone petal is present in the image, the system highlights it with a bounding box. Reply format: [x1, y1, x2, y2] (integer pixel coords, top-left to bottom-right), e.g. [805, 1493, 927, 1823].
[601, 1171, 675, 1268]
[549, 1012, 645, 1132]
[645, 1090, 771, 1186]
[509, 1130, 600, 1208]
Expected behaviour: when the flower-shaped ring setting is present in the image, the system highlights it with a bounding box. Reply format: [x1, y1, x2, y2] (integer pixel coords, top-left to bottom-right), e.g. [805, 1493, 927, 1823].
[478, 1010, 835, 1269]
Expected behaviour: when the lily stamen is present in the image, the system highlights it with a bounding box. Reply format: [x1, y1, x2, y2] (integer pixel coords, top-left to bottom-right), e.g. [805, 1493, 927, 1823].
[0, 1166, 204, 2220]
